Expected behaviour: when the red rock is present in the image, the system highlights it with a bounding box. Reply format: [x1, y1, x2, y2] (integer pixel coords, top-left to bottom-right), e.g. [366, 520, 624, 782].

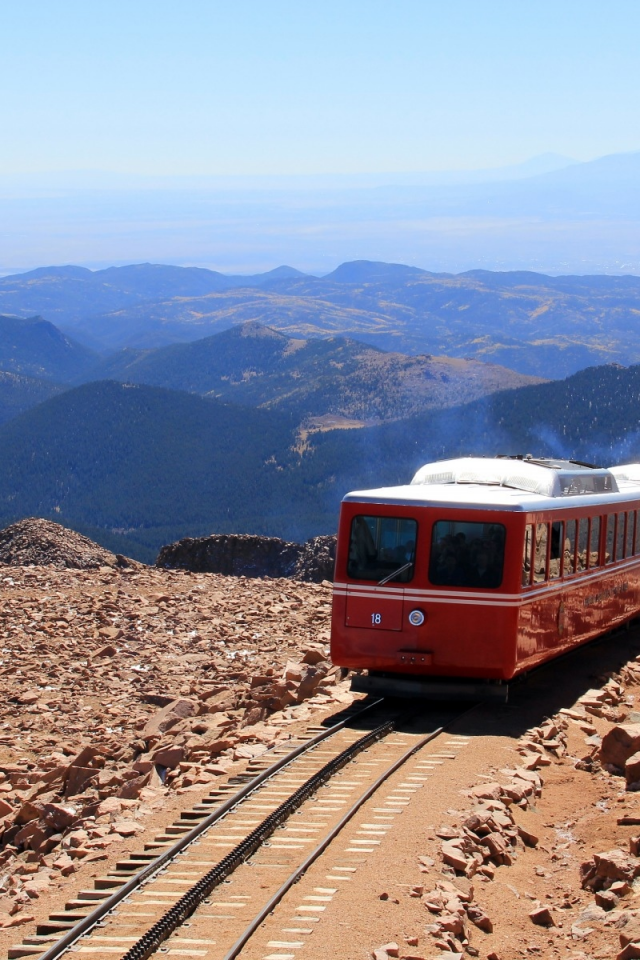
[301, 645, 327, 665]
[41, 802, 77, 831]
[95, 797, 122, 816]
[618, 912, 640, 948]
[467, 904, 493, 932]
[618, 945, 640, 960]
[15, 821, 50, 851]
[112, 819, 140, 837]
[0, 913, 35, 928]
[625, 752, 640, 787]
[529, 905, 555, 926]
[595, 890, 619, 910]
[296, 664, 327, 701]
[517, 824, 539, 847]
[0, 798, 13, 818]
[594, 849, 640, 883]
[600, 724, 640, 770]
[142, 698, 198, 738]
[441, 841, 469, 872]
[470, 782, 503, 801]
[379, 945, 399, 958]
[15, 800, 44, 825]
[70, 745, 108, 768]
[94, 643, 117, 657]
[284, 661, 304, 682]
[117, 774, 149, 799]
[66, 765, 96, 797]
[23, 871, 52, 897]
[152, 746, 184, 769]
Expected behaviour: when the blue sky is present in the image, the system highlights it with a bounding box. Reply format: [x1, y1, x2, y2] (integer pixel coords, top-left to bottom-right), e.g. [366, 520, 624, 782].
[2, 0, 639, 176]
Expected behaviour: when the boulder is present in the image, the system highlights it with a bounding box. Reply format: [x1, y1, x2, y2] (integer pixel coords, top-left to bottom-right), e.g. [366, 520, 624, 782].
[618, 911, 640, 948]
[152, 746, 185, 769]
[142, 698, 198, 738]
[599, 725, 640, 770]
[66, 766, 97, 797]
[626, 752, 640, 788]
[582, 850, 640, 890]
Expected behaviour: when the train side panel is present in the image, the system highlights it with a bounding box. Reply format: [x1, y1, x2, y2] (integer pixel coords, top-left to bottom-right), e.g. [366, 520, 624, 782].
[515, 557, 640, 673]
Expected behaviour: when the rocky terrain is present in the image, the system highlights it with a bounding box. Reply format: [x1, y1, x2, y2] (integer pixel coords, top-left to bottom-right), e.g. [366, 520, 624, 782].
[371, 660, 640, 960]
[156, 532, 336, 582]
[0, 519, 130, 570]
[0, 531, 349, 934]
[2, 520, 640, 960]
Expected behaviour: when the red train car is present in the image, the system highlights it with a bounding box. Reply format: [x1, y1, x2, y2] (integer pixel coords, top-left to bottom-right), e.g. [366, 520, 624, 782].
[330, 456, 640, 699]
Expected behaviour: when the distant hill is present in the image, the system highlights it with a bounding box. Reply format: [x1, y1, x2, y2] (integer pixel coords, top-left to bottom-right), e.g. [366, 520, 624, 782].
[43, 261, 640, 379]
[0, 262, 310, 331]
[310, 362, 640, 494]
[0, 371, 66, 424]
[0, 381, 321, 561]
[0, 363, 639, 562]
[84, 320, 543, 423]
[0, 313, 96, 380]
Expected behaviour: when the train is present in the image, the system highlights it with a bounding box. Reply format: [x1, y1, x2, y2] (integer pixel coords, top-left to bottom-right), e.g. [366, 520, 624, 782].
[329, 455, 640, 700]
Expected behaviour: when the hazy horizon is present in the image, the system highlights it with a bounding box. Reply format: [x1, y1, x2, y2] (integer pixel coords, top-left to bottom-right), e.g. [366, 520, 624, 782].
[2, 3, 639, 276]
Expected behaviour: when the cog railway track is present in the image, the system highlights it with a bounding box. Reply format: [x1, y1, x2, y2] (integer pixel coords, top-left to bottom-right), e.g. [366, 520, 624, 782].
[7, 698, 473, 960]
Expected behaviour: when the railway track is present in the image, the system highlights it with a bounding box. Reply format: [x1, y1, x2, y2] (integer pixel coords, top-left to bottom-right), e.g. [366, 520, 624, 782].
[8, 698, 471, 960]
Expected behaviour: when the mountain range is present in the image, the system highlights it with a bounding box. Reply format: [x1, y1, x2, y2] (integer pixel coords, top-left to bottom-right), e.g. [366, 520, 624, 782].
[2, 259, 640, 378]
[0, 257, 638, 562]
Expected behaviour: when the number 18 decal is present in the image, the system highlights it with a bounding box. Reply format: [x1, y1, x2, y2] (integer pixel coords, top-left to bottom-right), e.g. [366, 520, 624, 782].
[371, 613, 382, 625]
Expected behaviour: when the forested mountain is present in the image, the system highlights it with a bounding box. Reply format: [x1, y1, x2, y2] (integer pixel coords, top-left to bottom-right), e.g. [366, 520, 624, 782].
[0, 371, 65, 424]
[84, 321, 542, 424]
[0, 363, 638, 562]
[2, 260, 640, 379]
[0, 314, 96, 380]
[310, 362, 640, 495]
[0, 381, 310, 561]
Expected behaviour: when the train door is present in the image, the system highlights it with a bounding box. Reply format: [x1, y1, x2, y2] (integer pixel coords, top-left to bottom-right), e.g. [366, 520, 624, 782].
[344, 513, 417, 631]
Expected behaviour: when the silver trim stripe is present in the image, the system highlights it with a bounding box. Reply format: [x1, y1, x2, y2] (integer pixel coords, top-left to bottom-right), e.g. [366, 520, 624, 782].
[333, 556, 640, 608]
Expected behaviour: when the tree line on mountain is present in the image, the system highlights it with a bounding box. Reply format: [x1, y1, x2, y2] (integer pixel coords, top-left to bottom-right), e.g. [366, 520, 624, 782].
[0, 364, 637, 561]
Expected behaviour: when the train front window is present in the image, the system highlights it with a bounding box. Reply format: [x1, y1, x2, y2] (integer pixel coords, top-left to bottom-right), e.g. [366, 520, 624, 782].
[430, 520, 505, 589]
[347, 516, 417, 583]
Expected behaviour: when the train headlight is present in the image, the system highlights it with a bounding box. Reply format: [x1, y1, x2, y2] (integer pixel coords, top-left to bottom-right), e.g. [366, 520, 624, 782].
[408, 609, 425, 626]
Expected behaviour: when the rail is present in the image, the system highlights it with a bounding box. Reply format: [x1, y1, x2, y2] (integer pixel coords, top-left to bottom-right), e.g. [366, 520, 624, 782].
[33, 696, 384, 960]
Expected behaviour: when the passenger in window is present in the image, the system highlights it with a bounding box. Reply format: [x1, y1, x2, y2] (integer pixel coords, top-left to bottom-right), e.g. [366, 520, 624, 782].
[350, 517, 376, 572]
[469, 547, 501, 588]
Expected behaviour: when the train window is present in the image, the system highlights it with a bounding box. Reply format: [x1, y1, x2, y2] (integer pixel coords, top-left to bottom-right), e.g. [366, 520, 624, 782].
[549, 521, 563, 579]
[605, 514, 615, 564]
[522, 525, 533, 586]
[629, 511, 637, 557]
[564, 519, 577, 575]
[617, 512, 626, 560]
[430, 520, 505, 588]
[589, 516, 601, 568]
[534, 523, 548, 582]
[347, 515, 417, 583]
[577, 517, 589, 571]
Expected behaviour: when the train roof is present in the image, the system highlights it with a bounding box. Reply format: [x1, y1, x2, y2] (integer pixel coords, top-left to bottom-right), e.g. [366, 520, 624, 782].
[343, 456, 640, 512]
